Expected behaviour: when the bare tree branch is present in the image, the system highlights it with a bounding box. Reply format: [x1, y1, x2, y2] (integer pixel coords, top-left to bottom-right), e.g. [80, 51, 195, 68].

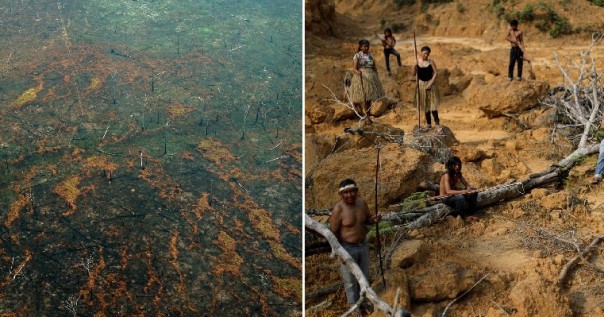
[305, 215, 411, 317]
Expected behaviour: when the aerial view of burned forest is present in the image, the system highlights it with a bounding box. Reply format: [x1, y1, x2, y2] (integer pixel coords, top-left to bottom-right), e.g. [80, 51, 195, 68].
[0, 0, 301, 315]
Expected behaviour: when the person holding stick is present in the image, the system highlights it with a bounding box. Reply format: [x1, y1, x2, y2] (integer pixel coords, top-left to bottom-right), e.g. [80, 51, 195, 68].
[439, 156, 479, 221]
[330, 179, 381, 316]
[351, 39, 385, 125]
[506, 19, 524, 81]
[413, 46, 441, 132]
[378, 28, 402, 76]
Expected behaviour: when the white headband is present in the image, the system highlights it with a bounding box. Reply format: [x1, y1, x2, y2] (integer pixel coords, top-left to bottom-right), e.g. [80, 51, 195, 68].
[338, 184, 358, 192]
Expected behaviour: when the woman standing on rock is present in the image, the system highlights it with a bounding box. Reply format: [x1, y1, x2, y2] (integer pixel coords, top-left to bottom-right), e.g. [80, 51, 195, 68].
[414, 46, 441, 132]
[350, 39, 384, 125]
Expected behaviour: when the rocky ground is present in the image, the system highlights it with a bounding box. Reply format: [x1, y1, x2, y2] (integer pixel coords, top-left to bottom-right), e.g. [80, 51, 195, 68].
[305, 0, 604, 316]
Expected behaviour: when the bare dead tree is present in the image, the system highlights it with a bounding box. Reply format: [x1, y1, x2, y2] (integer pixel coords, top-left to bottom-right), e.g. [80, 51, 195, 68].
[544, 32, 604, 149]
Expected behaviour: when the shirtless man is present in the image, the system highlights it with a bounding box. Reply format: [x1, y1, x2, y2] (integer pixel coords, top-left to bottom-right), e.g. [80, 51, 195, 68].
[439, 156, 478, 220]
[330, 179, 380, 316]
[506, 19, 524, 81]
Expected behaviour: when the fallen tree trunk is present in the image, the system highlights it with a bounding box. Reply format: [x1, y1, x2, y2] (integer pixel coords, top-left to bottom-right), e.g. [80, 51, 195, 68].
[306, 143, 600, 256]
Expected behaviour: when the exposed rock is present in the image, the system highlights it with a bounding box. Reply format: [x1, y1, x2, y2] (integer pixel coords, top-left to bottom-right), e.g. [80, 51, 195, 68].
[306, 102, 335, 124]
[305, 143, 435, 209]
[331, 102, 358, 122]
[305, 133, 337, 174]
[454, 145, 487, 162]
[369, 99, 393, 117]
[389, 240, 426, 269]
[448, 67, 473, 93]
[465, 80, 549, 118]
[508, 272, 572, 317]
[481, 158, 504, 179]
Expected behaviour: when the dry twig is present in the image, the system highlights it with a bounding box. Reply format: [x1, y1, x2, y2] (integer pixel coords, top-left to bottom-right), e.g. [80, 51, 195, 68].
[557, 236, 604, 286]
[441, 273, 490, 317]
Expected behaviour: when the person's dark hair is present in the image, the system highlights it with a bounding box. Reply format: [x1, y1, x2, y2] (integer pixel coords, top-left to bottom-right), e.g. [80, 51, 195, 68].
[357, 39, 370, 52]
[510, 19, 519, 27]
[339, 178, 357, 188]
[384, 28, 392, 36]
[421, 46, 431, 53]
[445, 156, 462, 177]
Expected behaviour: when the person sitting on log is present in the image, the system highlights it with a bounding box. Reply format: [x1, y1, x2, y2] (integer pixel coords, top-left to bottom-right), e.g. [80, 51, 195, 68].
[330, 179, 380, 316]
[439, 156, 479, 221]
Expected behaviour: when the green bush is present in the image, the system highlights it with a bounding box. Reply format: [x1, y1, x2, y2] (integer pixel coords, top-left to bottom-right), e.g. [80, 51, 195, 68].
[550, 18, 572, 37]
[588, 0, 604, 7]
[519, 4, 535, 21]
[493, 3, 506, 18]
[456, 2, 465, 13]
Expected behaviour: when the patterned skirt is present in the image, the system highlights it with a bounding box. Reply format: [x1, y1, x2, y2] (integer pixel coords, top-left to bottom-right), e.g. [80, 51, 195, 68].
[417, 80, 440, 111]
[349, 68, 384, 104]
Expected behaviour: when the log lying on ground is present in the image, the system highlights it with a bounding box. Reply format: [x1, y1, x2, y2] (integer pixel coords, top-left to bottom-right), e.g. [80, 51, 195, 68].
[306, 143, 600, 256]
[305, 215, 411, 317]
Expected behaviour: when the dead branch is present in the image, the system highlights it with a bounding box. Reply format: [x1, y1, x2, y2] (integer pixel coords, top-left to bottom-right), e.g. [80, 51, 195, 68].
[305, 215, 411, 317]
[549, 32, 604, 149]
[557, 236, 604, 286]
[306, 282, 343, 301]
[441, 273, 490, 317]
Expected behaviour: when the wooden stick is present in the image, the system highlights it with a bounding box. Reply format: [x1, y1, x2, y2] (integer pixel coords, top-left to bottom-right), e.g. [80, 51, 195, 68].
[441, 273, 490, 317]
[413, 30, 420, 128]
[558, 236, 603, 286]
[375, 146, 386, 288]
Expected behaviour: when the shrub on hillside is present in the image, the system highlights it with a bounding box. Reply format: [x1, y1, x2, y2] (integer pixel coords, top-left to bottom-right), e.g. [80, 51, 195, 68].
[588, 0, 604, 7]
[518, 4, 535, 21]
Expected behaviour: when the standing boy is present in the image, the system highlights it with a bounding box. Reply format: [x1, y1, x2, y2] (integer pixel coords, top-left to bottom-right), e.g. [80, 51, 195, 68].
[506, 19, 524, 81]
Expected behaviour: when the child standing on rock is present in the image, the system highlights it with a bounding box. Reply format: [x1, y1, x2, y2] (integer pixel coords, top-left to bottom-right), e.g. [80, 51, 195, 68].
[506, 19, 524, 81]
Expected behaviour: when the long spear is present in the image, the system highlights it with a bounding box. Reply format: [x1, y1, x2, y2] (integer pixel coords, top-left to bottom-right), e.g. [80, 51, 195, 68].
[374, 146, 386, 288]
[413, 30, 420, 129]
